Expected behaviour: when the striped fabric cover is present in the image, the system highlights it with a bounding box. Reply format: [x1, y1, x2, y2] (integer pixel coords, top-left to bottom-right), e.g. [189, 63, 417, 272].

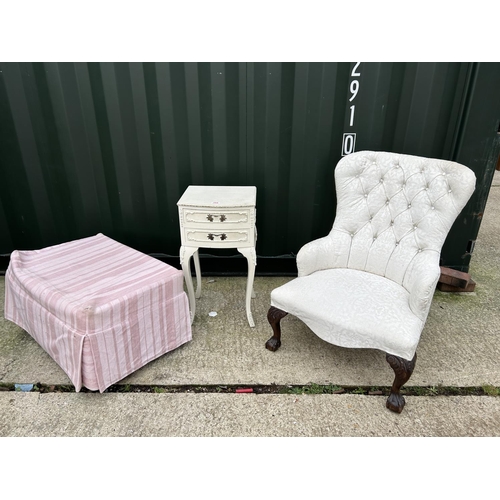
[4, 233, 192, 392]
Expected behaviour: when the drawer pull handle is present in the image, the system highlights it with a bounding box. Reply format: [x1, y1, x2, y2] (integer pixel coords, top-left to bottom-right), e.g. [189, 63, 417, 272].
[206, 214, 227, 222]
[207, 233, 227, 241]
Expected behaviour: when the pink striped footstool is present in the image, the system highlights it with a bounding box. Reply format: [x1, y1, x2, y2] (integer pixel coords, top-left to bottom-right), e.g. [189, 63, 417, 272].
[4, 233, 192, 392]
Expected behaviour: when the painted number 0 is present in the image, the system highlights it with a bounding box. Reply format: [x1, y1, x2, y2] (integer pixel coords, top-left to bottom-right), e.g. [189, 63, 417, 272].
[342, 133, 356, 155]
[342, 62, 361, 156]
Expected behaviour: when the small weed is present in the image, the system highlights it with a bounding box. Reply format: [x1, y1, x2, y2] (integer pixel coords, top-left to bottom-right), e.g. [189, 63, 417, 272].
[152, 387, 165, 394]
[482, 385, 500, 396]
[303, 384, 345, 394]
[352, 387, 366, 394]
[412, 387, 428, 396]
[328, 385, 344, 393]
[427, 386, 439, 396]
[284, 386, 306, 395]
[303, 383, 325, 394]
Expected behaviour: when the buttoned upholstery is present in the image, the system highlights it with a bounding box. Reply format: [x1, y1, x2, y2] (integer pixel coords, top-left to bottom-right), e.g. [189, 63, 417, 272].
[270, 151, 476, 360]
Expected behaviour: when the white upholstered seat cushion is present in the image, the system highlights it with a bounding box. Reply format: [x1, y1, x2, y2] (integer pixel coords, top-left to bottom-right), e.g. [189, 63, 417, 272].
[271, 268, 424, 360]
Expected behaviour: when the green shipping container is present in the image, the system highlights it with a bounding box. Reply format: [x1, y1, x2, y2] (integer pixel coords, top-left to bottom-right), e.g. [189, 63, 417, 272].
[1, 62, 499, 274]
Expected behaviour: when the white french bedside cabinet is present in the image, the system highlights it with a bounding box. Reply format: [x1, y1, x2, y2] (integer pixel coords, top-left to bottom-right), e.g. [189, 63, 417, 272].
[177, 185, 257, 327]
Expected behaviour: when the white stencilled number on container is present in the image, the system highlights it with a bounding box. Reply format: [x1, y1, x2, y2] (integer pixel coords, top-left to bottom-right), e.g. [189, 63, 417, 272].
[341, 62, 361, 156]
[349, 105, 355, 127]
[342, 133, 356, 156]
[349, 80, 359, 101]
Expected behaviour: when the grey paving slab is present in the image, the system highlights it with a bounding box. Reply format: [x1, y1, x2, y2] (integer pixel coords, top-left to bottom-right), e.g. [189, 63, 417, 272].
[2, 259, 500, 388]
[1, 392, 499, 437]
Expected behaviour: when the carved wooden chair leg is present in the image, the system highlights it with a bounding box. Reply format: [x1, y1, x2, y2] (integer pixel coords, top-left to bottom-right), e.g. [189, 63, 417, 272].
[265, 306, 288, 352]
[386, 353, 417, 413]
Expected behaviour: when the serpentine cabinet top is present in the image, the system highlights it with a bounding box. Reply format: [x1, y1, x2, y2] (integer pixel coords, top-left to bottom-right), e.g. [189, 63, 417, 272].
[177, 186, 257, 208]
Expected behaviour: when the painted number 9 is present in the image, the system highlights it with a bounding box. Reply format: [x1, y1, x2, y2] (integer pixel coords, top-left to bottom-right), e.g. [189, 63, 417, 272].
[349, 80, 359, 102]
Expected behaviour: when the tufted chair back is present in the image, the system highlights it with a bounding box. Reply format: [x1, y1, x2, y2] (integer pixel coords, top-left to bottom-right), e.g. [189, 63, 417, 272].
[328, 151, 476, 293]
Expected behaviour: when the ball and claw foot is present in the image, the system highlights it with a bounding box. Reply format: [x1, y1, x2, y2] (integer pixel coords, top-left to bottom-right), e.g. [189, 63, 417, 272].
[386, 352, 417, 414]
[265, 337, 281, 352]
[265, 306, 287, 352]
[386, 392, 406, 413]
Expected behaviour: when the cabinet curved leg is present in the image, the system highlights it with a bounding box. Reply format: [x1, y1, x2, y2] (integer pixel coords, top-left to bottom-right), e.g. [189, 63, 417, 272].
[237, 246, 256, 328]
[180, 246, 199, 324]
[193, 249, 201, 298]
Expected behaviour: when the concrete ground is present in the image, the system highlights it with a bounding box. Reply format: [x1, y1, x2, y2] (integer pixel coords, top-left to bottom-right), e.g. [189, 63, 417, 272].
[1, 170, 499, 438]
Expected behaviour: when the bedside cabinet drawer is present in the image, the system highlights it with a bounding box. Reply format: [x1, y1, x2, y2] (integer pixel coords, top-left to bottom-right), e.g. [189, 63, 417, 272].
[183, 227, 255, 247]
[180, 208, 253, 227]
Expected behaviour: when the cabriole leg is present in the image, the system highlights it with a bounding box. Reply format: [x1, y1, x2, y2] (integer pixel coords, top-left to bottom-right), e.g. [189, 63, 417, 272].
[180, 245, 199, 324]
[193, 250, 201, 299]
[237, 246, 257, 328]
[265, 306, 288, 352]
[386, 353, 417, 413]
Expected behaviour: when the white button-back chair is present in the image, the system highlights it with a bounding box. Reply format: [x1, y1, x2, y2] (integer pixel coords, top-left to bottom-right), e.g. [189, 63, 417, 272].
[266, 151, 476, 413]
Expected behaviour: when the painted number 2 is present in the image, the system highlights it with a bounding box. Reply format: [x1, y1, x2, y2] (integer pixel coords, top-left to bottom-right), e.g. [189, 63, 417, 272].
[342, 62, 361, 156]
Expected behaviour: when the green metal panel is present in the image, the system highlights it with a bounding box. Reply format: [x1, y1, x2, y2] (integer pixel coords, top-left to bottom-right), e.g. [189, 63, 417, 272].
[246, 62, 347, 255]
[442, 63, 500, 270]
[1, 62, 499, 274]
[0, 62, 247, 256]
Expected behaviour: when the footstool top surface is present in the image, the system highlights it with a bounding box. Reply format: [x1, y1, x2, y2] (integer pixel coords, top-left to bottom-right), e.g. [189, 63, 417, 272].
[9, 233, 182, 321]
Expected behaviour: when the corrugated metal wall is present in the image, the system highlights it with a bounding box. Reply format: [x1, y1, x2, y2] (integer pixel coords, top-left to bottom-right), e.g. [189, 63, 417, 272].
[1, 62, 499, 273]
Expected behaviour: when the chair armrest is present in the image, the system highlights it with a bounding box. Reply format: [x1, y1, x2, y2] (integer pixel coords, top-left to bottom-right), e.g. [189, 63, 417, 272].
[404, 254, 441, 322]
[296, 230, 350, 277]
